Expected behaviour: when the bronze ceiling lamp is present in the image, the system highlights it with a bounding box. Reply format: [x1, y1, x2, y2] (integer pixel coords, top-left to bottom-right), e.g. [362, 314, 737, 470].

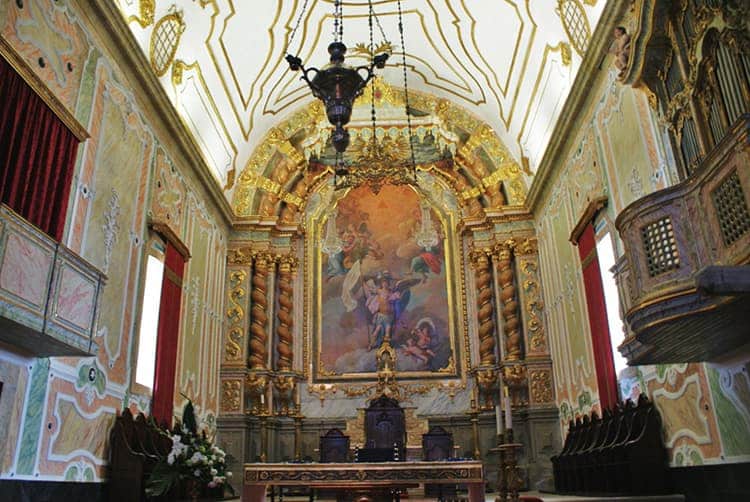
[285, 0, 389, 154]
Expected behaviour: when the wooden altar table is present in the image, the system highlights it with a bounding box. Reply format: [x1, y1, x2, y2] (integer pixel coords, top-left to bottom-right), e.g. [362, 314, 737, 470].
[242, 460, 484, 502]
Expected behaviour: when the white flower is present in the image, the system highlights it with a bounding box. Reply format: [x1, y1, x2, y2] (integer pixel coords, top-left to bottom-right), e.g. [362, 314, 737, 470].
[210, 468, 217, 476]
[227, 471, 233, 478]
[189, 451, 204, 465]
[167, 453, 175, 465]
[208, 481, 217, 488]
[194, 469, 201, 477]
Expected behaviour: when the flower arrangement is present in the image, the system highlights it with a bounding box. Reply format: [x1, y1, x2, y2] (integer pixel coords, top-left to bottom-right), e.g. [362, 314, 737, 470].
[146, 400, 234, 499]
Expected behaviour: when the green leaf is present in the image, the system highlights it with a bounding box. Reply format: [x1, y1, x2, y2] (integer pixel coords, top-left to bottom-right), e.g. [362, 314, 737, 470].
[183, 400, 198, 435]
[145, 462, 181, 497]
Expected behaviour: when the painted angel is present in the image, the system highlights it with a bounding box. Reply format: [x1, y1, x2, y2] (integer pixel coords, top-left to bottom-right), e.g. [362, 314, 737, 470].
[362, 272, 420, 351]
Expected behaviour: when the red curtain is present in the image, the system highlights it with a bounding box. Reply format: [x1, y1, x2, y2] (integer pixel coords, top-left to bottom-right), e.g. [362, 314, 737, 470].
[576, 224, 619, 409]
[0, 56, 79, 241]
[151, 243, 186, 426]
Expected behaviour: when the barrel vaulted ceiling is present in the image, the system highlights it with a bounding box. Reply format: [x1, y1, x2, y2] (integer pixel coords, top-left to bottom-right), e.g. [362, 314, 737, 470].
[115, 0, 606, 207]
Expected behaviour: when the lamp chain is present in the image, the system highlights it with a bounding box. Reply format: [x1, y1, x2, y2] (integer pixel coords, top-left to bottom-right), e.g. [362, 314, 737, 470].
[396, 0, 417, 181]
[333, 0, 343, 43]
[286, 0, 310, 57]
[368, 0, 377, 151]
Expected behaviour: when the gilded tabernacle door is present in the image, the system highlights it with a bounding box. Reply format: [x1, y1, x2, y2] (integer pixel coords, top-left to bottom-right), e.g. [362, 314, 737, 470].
[307, 183, 463, 381]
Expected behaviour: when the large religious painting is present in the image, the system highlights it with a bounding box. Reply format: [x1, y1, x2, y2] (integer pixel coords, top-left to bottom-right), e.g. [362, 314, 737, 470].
[316, 184, 456, 377]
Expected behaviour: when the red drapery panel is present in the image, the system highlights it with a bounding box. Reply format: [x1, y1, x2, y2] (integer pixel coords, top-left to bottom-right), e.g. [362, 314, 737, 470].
[151, 243, 186, 426]
[0, 56, 79, 241]
[577, 224, 619, 409]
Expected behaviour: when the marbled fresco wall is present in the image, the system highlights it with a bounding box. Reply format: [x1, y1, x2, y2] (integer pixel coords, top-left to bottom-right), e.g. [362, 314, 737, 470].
[536, 63, 750, 467]
[0, 0, 228, 481]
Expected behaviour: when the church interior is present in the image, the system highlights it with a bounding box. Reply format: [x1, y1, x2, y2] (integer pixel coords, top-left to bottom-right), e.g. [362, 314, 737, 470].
[0, 0, 749, 500]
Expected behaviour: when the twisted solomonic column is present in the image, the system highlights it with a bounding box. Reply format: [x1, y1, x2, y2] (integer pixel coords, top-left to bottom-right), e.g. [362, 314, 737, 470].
[276, 255, 297, 371]
[249, 253, 270, 370]
[470, 247, 497, 366]
[495, 241, 523, 360]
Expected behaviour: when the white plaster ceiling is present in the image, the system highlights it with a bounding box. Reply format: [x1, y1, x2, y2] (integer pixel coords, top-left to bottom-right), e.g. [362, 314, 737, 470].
[115, 0, 606, 199]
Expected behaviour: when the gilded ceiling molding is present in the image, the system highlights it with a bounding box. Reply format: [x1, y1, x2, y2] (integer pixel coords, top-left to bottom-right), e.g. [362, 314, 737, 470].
[149, 7, 185, 77]
[126, 0, 156, 28]
[0, 38, 89, 141]
[557, 0, 593, 57]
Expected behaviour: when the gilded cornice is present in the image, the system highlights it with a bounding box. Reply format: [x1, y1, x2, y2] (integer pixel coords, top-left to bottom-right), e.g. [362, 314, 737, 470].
[526, 0, 630, 213]
[79, 0, 233, 227]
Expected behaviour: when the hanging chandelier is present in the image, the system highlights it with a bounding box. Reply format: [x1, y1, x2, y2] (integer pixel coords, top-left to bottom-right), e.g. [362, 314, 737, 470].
[331, 0, 419, 192]
[285, 0, 389, 154]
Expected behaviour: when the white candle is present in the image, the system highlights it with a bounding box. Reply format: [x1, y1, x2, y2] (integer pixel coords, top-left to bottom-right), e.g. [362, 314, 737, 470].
[495, 404, 503, 434]
[260, 393, 265, 405]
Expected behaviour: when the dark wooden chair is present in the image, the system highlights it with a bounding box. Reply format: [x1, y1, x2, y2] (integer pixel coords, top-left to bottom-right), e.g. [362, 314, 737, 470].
[362, 395, 406, 461]
[422, 426, 457, 499]
[319, 428, 350, 463]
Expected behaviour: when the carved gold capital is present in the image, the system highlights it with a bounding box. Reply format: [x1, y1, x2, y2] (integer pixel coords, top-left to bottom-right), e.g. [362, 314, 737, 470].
[469, 247, 492, 268]
[277, 254, 299, 274]
[227, 247, 254, 265]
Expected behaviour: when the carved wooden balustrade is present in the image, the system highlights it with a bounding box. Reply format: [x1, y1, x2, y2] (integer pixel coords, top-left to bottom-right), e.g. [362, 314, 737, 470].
[615, 116, 749, 364]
